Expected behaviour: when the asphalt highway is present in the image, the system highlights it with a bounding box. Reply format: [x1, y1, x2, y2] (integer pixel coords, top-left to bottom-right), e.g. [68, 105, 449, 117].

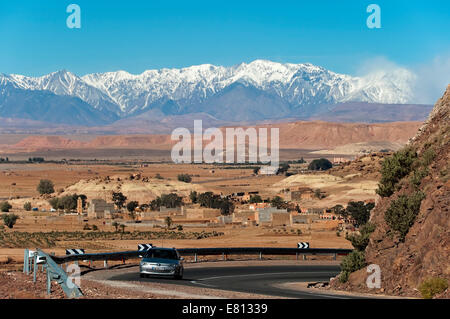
[108, 264, 362, 299]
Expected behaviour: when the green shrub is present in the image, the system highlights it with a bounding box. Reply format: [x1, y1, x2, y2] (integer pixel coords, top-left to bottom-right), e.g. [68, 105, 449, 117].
[1, 214, 19, 228]
[340, 251, 366, 274]
[0, 201, 12, 212]
[37, 179, 55, 195]
[346, 222, 376, 251]
[418, 277, 448, 299]
[23, 202, 32, 211]
[376, 148, 417, 197]
[421, 147, 436, 167]
[177, 174, 192, 183]
[410, 168, 428, 188]
[339, 270, 350, 283]
[345, 201, 375, 227]
[385, 191, 425, 241]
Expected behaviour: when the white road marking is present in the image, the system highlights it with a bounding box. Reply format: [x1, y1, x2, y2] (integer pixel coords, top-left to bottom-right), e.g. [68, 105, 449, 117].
[199, 271, 330, 281]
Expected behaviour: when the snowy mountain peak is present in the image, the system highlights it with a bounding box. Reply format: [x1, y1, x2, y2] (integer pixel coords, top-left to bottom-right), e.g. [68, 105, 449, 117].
[1, 60, 417, 121]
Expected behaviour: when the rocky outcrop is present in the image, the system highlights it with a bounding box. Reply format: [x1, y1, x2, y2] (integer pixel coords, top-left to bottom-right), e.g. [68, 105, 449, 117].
[331, 85, 450, 298]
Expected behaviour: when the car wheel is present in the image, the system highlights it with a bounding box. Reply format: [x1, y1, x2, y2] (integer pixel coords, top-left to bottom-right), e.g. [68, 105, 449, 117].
[174, 268, 183, 280]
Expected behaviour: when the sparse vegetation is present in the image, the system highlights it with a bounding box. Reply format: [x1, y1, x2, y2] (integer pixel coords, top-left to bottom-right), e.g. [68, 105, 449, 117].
[48, 194, 86, 212]
[165, 216, 173, 229]
[197, 192, 234, 215]
[0, 201, 12, 213]
[270, 196, 284, 209]
[112, 192, 127, 208]
[339, 251, 366, 283]
[23, 202, 32, 211]
[345, 201, 375, 227]
[150, 193, 183, 210]
[37, 179, 55, 195]
[249, 195, 262, 203]
[418, 277, 448, 299]
[0, 230, 224, 248]
[1, 214, 19, 229]
[177, 174, 192, 183]
[126, 201, 139, 213]
[384, 191, 425, 241]
[376, 147, 417, 197]
[346, 222, 376, 251]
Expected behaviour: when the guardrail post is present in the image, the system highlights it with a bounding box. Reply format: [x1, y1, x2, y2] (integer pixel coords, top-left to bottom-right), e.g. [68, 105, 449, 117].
[333, 253, 337, 260]
[23, 249, 29, 274]
[46, 268, 51, 295]
[259, 252, 262, 260]
[303, 254, 307, 261]
[104, 260, 108, 268]
[194, 253, 197, 263]
[222, 252, 225, 261]
[296, 252, 298, 260]
[33, 253, 37, 283]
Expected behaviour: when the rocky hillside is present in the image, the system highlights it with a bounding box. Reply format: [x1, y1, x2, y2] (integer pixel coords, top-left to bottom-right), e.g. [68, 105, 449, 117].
[331, 85, 449, 298]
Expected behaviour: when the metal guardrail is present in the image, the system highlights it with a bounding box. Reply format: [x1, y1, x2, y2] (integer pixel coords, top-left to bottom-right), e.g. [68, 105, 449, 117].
[51, 247, 353, 264]
[23, 249, 83, 298]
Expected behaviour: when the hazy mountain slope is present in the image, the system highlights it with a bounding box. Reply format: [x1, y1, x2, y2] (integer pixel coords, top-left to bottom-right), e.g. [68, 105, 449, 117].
[0, 86, 118, 126]
[310, 102, 433, 123]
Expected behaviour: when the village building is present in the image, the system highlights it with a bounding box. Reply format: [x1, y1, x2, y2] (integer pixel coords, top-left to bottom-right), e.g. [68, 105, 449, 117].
[87, 199, 115, 219]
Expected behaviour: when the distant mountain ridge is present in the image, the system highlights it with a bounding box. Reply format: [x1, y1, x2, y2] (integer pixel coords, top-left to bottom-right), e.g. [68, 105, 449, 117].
[0, 60, 428, 126]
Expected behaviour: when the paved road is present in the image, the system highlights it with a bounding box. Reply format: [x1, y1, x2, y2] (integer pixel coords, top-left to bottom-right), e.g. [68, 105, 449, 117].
[108, 264, 360, 299]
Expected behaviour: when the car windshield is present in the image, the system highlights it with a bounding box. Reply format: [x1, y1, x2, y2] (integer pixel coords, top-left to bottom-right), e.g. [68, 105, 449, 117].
[144, 249, 178, 260]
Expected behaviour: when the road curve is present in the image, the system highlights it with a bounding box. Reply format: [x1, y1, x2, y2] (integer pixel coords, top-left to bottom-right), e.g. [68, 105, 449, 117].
[108, 264, 360, 299]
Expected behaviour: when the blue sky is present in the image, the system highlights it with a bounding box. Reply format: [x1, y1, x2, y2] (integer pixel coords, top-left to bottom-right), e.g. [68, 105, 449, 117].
[0, 0, 449, 77]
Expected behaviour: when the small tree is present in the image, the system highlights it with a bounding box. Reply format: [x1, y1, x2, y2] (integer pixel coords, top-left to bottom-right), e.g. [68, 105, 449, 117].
[189, 191, 198, 204]
[112, 192, 127, 208]
[270, 196, 284, 209]
[385, 191, 425, 241]
[346, 222, 376, 251]
[0, 201, 12, 212]
[345, 201, 375, 227]
[165, 216, 173, 229]
[177, 174, 192, 183]
[23, 202, 32, 211]
[126, 201, 139, 213]
[119, 224, 126, 233]
[308, 158, 332, 171]
[249, 195, 262, 203]
[112, 221, 119, 232]
[37, 179, 55, 195]
[2, 214, 19, 228]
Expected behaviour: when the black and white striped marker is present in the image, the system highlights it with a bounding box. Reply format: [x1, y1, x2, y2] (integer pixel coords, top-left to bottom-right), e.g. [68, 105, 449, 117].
[66, 249, 85, 255]
[297, 242, 310, 249]
[138, 244, 153, 251]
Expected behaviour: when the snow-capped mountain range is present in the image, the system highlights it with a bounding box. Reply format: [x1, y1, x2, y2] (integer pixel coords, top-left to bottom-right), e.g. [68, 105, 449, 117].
[0, 59, 419, 125]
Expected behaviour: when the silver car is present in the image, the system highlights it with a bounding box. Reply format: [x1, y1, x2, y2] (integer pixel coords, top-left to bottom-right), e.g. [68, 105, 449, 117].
[139, 247, 184, 280]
